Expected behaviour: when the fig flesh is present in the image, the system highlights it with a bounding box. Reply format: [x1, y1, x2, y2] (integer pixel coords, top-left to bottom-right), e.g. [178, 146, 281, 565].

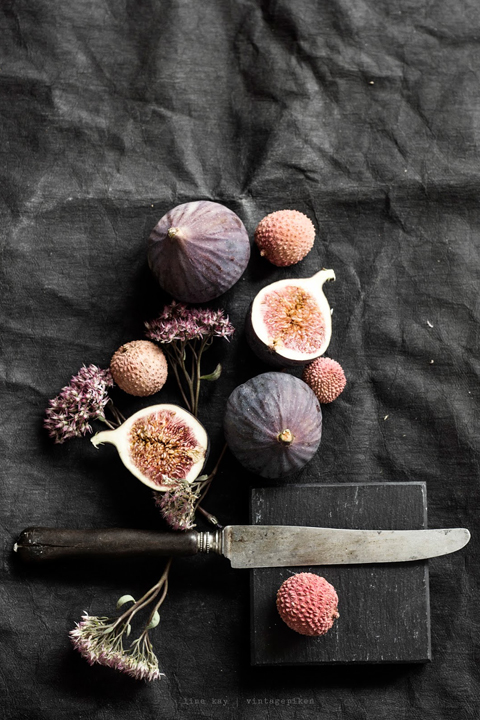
[91, 404, 209, 491]
[148, 201, 250, 304]
[223, 372, 322, 478]
[246, 269, 335, 368]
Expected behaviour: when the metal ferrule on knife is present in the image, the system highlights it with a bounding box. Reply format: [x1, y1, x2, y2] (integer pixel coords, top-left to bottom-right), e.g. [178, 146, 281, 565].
[196, 531, 223, 555]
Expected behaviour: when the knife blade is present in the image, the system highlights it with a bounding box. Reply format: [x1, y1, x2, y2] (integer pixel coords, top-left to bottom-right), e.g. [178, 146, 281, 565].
[222, 525, 470, 568]
[14, 525, 470, 568]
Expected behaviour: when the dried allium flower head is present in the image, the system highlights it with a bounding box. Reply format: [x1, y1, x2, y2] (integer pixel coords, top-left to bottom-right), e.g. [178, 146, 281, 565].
[70, 613, 163, 682]
[44, 365, 114, 443]
[153, 478, 200, 531]
[144, 302, 234, 417]
[145, 301, 235, 344]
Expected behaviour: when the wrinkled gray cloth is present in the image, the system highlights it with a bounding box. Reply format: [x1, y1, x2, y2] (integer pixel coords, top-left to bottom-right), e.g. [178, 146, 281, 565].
[1, 1, 479, 718]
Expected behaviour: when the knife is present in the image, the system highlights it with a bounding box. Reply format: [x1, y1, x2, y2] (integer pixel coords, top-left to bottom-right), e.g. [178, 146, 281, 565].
[14, 525, 470, 568]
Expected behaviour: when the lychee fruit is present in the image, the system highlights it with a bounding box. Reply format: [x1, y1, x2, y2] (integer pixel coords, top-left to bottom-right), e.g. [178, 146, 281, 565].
[302, 357, 346, 404]
[276, 573, 339, 637]
[110, 340, 168, 397]
[254, 210, 315, 267]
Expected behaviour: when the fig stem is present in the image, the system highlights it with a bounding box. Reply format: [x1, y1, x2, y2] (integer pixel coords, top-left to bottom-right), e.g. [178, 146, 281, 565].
[91, 429, 115, 447]
[167, 227, 180, 239]
[311, 268, 336, 286]
[277, 429, 294, 445]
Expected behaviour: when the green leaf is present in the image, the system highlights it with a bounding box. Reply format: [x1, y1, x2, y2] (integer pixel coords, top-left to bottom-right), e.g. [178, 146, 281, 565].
[146, 611, 160, 631]
[200, 363, 222, 382]
[116, 594, 136, 609]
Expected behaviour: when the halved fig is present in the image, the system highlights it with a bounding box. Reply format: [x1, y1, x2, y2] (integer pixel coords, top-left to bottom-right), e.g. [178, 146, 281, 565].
[91, 405, 209, 491]
[246, 268, 335, 368]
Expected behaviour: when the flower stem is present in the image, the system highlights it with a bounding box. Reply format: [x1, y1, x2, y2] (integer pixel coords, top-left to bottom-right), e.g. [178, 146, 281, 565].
[207, 442, 228, 480]
[173, 342, 196, 415]
[113, 558, 172, 630]
[105, 400, 126, 427]
[167, 352, 192, 412]
[195, 442, 228, 525]
[143, 560, 172, 633]
[98, 416, 117, 430]
[193, 337, 209, 417]
[196, 505, 222, 528]
[111, 404, 126, 425]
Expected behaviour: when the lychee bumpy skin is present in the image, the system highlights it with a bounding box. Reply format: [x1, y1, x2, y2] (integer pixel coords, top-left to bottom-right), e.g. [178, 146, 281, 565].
[110, 340, 168, 397]
[254, 209, 316, 267]
[276, 573, 339, 637]
[302, 357, 346, 404]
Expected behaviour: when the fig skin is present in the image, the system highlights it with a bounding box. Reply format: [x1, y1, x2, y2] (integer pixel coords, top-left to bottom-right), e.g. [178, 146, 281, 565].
[148, 200, 251, 304]
[245, 303, 288, 369]
[223, 372, 322, 479]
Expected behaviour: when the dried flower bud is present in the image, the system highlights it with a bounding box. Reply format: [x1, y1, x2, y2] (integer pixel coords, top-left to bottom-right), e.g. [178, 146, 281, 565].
[145, 301, 235, 344]
[70, 613, 164, 682]
[44, 365, 114, 443]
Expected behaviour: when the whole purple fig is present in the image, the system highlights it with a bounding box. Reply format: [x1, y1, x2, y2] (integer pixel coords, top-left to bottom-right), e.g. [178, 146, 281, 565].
[148, 201, 250, 304]
[223, 372, 322, 478]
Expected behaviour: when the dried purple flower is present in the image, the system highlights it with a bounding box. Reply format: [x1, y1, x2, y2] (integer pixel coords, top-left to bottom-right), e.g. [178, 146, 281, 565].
[44, 365, 114, 443]
[145, 301, 234, 345]
[144, 302, 234, 417]
[70, 613, 163, 682]
[153, 478, 200, 530]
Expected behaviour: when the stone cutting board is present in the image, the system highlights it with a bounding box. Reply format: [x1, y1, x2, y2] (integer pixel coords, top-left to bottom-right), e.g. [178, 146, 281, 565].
[250, 482, 431, 665]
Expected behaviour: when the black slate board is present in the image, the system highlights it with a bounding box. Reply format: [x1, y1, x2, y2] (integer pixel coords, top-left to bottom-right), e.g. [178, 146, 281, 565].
[250, 482, 431, 666]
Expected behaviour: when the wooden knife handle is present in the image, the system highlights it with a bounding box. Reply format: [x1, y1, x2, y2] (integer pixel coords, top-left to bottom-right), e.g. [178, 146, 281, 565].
[14, 527, 199, 563]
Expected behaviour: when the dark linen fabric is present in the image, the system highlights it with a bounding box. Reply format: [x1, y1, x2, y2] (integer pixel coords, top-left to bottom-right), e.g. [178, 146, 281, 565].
[1, 1, 479, 718]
